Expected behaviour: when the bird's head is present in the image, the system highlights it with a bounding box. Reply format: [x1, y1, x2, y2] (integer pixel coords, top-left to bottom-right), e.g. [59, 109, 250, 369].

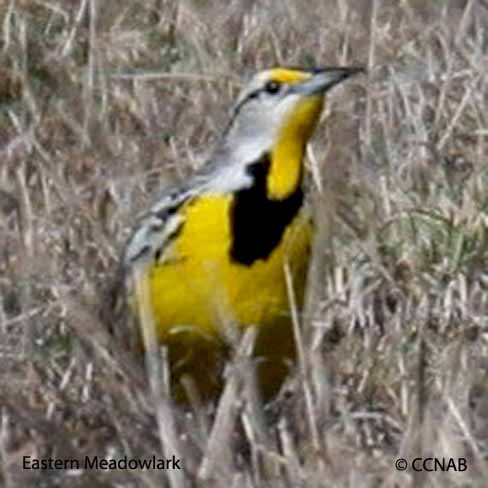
[224, 66, 364, 158]
[218, 66, 363, 198]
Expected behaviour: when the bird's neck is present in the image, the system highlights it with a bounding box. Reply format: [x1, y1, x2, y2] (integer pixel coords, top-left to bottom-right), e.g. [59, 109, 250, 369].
[267, 139, 305, 200]
[267, 97, 324, 199]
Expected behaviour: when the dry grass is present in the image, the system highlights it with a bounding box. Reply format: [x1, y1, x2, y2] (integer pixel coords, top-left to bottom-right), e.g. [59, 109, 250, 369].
[1, 0, 488, 486]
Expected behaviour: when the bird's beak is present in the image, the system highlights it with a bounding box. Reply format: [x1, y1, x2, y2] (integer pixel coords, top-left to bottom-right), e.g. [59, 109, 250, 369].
[291, 66, 365, 96]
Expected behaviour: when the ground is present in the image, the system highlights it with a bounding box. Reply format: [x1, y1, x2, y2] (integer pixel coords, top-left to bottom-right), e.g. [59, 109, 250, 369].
[0, 0, 487, 487]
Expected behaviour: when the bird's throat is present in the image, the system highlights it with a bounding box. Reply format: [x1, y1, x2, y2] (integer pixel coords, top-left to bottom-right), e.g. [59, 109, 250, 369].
[267, 96, 323, 199]
[267, 139, 305, 200]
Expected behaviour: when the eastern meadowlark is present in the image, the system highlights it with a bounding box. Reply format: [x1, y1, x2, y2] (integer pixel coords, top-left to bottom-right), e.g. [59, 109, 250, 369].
[120, 66, 363, 401]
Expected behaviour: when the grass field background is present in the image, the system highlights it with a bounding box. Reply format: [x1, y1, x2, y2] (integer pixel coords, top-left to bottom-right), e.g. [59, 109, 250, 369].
[1, 0, 487, 486]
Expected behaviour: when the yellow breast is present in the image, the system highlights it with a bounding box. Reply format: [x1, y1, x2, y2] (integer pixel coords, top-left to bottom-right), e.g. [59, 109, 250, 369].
[148, 193, 312, 399]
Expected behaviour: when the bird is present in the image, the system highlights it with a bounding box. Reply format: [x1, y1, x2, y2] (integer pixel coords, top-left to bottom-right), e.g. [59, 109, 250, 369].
[118, 66, 363, 402]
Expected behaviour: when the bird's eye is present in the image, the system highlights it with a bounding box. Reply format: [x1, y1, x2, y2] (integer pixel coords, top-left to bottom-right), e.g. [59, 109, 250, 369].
[264, 80, 281, 95]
